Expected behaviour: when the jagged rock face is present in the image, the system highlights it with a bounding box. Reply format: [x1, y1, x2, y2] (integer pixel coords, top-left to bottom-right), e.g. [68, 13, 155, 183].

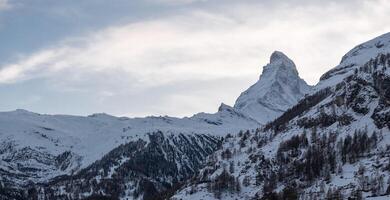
[234, 51, 311, 124]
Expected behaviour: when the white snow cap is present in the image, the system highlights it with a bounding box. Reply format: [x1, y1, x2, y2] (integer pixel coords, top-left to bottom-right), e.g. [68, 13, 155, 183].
[270, 51, 296, 68]
[317, 32, 390, 89]
[340, 32, 390, 66]
[218, 103, 233, 112]
[234, 51, 311, 124]
[261, 51, 299, 80]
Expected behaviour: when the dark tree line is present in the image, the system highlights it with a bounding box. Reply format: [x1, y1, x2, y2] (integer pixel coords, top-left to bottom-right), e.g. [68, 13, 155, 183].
[207, 168, 241, 199]
[276, 133, 308, 164]
[259, 186, 298, 200]
[265, 88, 332, 133]
[297, 113, 354, 129]
[268, 127, 378, 195]
[340, 129, 377, 164]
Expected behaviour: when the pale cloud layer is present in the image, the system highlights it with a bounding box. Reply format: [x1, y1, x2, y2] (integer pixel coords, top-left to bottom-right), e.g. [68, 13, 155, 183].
[0, 0, 11, 10]
[0, 0, 390, 117]
[150, 0, 207, 5]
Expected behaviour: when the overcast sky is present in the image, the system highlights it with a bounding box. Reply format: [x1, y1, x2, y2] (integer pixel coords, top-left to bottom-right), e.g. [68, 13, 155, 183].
[0, 0, 389, 117]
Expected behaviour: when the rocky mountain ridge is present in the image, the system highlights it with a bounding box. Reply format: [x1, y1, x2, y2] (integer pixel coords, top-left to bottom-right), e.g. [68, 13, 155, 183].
[234, 51, 312, 124]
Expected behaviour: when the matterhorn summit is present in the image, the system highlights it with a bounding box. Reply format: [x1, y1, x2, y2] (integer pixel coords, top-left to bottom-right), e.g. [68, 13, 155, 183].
[234, 51, 311, 124]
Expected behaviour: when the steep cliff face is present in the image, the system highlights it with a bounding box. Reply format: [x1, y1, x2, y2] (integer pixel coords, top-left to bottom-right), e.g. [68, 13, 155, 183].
[173, 33, 390, 200]
[234, 51, 311, 124]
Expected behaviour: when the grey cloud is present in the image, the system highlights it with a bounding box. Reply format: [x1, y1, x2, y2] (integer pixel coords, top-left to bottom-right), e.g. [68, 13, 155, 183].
[0, 0, 389, 117]
[0, 0, 11, 10]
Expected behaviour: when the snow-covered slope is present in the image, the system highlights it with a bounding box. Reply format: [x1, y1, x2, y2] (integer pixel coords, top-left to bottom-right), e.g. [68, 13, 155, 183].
[34, 131, 222, 200]
[234, 51, 311, 124]
[173, 32, 390, 200]
[0, 106, 260, 176]
[0, 106, 261, 199]
[318, 32, 390, 90]
[191, 103, 260, 128]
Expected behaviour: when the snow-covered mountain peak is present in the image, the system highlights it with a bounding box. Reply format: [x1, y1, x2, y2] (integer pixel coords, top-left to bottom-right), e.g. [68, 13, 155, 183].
[218, 103, 233, 112]
[87, 112, 121, 122]
[234, 51, 311, 124]
[340, 32, 390, 66]
[9, 109, 39, 115]
[261, 51, 300, 84]
[269, 51, 296, 69]
[318, 32, 390, 89]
